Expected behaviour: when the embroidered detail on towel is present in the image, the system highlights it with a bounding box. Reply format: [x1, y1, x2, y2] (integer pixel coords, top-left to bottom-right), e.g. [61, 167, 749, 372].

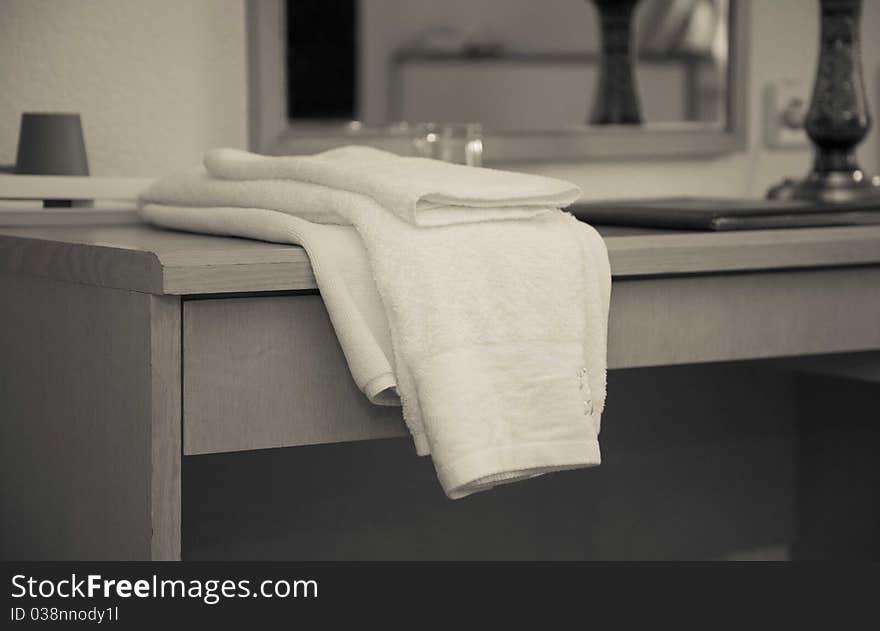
[578, 366, 594, 417]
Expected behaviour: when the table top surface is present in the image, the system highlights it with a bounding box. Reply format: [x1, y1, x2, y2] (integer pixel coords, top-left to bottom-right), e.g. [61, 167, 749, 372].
[1, 208, 880, 295]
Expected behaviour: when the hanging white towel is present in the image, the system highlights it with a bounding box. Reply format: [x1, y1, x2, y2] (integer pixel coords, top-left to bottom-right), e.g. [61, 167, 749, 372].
[140, 147, 611, 499]
[141, 201, 398, 405]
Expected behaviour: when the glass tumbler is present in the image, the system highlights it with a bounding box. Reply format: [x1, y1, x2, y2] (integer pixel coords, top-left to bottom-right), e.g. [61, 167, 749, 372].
[412, 122, 483, 167]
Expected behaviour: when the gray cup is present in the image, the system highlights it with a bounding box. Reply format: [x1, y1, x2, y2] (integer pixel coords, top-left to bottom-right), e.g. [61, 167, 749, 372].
[14, 112, 89, 176]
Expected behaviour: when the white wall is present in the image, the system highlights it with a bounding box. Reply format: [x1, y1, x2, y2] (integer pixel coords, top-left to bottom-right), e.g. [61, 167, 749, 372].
[0, 0, 248, 177]
[2, 0, 879, 199]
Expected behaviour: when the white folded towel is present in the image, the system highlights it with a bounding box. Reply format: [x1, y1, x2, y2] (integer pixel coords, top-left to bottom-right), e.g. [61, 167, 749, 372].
[205, 147, 582, 226]
[140, 147, 611, 499]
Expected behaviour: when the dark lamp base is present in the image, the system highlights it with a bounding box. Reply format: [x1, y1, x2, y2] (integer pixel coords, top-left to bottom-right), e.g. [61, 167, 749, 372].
[767, 170, 880, 204]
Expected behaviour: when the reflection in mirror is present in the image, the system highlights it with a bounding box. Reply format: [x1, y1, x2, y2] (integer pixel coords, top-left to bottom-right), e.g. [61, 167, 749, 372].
[287, 0, 730, 132]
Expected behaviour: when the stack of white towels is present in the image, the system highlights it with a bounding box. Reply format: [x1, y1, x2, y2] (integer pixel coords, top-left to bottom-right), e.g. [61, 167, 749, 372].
[140, 146, 611, 499]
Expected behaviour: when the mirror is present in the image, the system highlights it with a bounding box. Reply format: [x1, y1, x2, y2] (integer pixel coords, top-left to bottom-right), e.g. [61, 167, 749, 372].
[249, 0, 746, 161]
[289, 0, 730, 130]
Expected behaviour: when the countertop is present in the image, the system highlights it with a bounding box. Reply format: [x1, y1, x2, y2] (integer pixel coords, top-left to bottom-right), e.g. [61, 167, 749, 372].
[1, 209, 880, 295]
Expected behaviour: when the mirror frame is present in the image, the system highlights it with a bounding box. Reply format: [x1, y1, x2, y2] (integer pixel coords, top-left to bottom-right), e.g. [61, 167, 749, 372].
[247, 0, 749, 163]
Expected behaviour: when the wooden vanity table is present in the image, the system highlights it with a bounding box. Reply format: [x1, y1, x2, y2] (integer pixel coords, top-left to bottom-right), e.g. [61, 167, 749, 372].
[1, 210, 879, 560]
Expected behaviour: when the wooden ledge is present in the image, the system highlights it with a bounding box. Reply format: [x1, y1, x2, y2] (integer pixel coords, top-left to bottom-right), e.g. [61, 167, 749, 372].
[1, 209, 879, 295]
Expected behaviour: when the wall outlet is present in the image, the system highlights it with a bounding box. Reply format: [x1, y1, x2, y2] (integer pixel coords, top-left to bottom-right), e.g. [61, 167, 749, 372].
[764, 79, 810, 149]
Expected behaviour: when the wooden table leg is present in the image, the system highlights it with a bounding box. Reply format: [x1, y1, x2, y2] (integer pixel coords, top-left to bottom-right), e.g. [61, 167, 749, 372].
[0, 274, 181, 560]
